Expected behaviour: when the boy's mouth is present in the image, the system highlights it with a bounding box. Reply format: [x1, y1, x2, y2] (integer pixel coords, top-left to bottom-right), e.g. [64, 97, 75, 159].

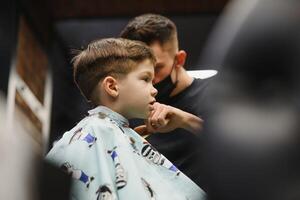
[149, 100, 156, 105]
[149, 100, 156, 111]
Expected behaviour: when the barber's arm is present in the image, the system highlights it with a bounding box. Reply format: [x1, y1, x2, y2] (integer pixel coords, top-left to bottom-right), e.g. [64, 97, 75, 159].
[134, 102, 203, 136]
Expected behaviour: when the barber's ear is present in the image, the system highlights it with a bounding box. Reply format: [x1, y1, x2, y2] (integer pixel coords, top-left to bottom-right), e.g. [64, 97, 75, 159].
[102, 76, 119, 98]
[175, 50, 187, 68]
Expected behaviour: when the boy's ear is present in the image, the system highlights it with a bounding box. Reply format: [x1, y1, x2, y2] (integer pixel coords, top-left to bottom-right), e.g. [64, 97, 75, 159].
[175, 50, 187, 68]
[102, 76, 119, 98]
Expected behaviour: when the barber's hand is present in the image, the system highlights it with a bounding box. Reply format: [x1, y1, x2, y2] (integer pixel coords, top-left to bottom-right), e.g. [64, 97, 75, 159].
[149, 102, 204, 134]
[146, 103, 177, 133]
[134, 102, 203, 136]
[133, 103, 175, 136]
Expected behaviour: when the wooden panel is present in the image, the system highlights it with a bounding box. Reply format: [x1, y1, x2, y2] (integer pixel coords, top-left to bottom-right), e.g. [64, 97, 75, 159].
[16, 17, 47, 104]
[15, 90, 43, 144]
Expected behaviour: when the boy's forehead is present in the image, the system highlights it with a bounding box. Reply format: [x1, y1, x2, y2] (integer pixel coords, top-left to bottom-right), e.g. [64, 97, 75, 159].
[136, 59, 155, 72]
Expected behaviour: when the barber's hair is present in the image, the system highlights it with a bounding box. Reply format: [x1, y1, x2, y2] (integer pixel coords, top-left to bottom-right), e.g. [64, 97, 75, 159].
[120, 14, 177, 45]
[72, 38, 156, 104]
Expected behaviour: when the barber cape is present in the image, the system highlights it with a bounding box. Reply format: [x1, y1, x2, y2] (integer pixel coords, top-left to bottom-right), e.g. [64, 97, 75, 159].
[46, 106, 205, 200]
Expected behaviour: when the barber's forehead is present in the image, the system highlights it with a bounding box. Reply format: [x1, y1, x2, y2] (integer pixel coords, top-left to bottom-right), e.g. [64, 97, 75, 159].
[150, 43, 174, 62]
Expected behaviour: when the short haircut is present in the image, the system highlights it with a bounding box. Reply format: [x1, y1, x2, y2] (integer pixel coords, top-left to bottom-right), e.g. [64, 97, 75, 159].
[72, 38, 156, 104]
[120, 14, 177, 46]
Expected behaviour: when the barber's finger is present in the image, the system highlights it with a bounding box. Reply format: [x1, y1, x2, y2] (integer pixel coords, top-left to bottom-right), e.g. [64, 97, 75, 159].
[145, 111, 156, 129]
[155, 106, 171, 126]
[144, 118, 157, 131]
[153, 108, 166, 126]
[157, 116, 170, 127]
[149, 104, 155, 112]
[147, 110, 155, 129]
[149, 103, 172, 128]
[149, 104, 164, 124]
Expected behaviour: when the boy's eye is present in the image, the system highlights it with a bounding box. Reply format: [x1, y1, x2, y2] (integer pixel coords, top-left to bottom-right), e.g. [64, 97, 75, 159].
[143, 77, 150, 82]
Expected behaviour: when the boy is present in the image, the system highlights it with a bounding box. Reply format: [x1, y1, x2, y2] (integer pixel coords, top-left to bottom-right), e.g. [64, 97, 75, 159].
[46, 38, 205, 200]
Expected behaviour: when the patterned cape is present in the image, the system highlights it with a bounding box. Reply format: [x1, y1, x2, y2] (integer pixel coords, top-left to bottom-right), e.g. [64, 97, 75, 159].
[46, 106, 206, 200]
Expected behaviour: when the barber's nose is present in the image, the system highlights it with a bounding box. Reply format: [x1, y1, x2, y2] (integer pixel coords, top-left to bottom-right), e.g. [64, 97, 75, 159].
[152, 77, 159, 85]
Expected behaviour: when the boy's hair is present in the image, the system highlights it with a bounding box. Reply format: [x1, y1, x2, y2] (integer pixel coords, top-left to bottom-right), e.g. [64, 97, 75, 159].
[72, 38, 156, 104]
[120, 14, 177, 46]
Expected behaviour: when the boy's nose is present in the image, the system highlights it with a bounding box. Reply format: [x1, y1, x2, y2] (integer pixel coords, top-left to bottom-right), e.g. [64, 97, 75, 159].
[151, 86, 158, 97]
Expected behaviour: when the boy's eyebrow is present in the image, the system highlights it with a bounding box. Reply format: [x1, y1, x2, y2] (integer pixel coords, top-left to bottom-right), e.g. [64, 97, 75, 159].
[142, 71, 153, 76]
[141, 71, 154, 78]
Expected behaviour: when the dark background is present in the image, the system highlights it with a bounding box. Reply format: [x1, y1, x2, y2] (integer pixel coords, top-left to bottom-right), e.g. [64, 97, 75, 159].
[0, 0, 228, 146]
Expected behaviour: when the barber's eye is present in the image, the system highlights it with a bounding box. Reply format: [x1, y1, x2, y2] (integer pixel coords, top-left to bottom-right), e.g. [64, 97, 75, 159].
[155, 66, 162, 73]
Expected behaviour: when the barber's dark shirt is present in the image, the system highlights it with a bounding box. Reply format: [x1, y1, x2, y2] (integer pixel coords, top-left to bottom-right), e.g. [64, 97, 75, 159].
[130, 78, 210, 190]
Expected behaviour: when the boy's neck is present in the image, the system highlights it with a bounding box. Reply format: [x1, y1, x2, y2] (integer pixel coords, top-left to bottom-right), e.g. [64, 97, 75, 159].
[98, 103, 122, 116]
[99, 103, 134, 120]
[90, 105, 129, 126]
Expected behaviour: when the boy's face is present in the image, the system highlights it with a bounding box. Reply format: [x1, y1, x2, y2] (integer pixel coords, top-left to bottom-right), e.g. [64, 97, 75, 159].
[118, 59, 157, 119]
[149, 41, 177, 84]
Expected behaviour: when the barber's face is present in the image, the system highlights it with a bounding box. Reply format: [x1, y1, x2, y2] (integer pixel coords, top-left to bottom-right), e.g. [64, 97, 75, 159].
[149, 41, 176, 84]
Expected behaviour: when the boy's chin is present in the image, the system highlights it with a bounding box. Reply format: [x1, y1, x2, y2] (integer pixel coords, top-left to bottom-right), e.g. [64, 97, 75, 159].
[133, 111, 149, 119]
[136, 114, 148, 120]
